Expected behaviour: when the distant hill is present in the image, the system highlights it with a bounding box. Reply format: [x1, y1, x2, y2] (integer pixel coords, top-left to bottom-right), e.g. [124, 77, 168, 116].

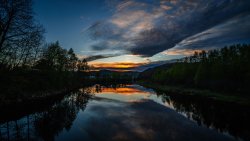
[88, 69, 140, 80]
[138, 63, 174, 80]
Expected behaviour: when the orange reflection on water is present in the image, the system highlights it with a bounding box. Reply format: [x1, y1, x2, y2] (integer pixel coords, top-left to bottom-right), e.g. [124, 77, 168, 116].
[92, 84, 159, 102]
[92, 85, 154, 102]
[100, 87, 150, 95]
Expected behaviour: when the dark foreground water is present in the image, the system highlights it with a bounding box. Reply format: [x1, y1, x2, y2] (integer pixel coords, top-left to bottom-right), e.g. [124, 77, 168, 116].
[0, 84, 250, 141]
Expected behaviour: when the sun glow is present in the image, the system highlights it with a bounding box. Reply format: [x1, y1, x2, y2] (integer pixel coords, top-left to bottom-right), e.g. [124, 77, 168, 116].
[89, 62, 146, 69]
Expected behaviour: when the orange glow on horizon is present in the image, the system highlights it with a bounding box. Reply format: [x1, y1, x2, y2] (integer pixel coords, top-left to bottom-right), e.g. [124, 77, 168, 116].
[89, 62, 147, 69]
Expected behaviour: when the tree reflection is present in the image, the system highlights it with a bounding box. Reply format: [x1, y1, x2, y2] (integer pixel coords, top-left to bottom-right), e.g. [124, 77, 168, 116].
[92, 84, 129, 94]
[157, 91, 250, 141]
[0, 89, 91, 141]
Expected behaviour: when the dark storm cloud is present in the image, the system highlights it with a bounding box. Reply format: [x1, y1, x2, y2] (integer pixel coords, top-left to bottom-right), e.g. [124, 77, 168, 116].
[84, 0, 250, 57]
[85, 54, 122, 61]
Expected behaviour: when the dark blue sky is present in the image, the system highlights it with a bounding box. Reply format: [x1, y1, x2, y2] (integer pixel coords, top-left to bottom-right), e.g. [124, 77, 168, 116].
[33, 0, 250, 70]
[34, 0, 111, 53]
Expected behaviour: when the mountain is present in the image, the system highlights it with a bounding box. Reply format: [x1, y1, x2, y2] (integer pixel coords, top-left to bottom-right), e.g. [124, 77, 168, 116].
[131, 59, 178, 72]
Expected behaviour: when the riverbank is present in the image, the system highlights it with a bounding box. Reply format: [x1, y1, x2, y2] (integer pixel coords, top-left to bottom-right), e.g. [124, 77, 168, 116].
[0, 85, 82, 107]
[0, 69, 86, 106]
[138, 81, 250, 105]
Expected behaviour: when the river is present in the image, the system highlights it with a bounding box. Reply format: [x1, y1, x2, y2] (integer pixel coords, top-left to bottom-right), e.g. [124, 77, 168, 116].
[0, 84, 249, 141]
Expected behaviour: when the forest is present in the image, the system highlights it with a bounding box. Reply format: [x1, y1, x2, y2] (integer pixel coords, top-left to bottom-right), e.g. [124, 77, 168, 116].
[138, 44, 250, 93]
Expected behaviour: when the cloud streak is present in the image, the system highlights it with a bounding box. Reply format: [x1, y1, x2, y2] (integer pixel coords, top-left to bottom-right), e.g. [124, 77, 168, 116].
[84, 54, 122, 62]
[170, 14, 250, 51]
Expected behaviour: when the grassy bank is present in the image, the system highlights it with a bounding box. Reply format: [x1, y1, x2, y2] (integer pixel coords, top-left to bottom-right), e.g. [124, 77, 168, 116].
[138, 81, 250, 105]
[0, 70, 86, 106]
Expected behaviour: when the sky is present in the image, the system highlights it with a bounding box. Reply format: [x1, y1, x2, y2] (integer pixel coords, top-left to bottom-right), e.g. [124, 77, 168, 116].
[34, 0, 250, 71]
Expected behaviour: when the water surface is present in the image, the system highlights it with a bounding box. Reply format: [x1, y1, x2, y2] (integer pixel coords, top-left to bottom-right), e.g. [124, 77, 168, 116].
[0, 84, 249, 141]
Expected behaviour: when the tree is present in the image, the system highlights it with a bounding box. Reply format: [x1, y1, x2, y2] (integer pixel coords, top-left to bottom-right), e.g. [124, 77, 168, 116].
[0, 0, 44, 69]
[35, 41, 67, 71]
[67, 48, 78, 71]
[35, 42, 84, 72]
[77, 59, 89, 72]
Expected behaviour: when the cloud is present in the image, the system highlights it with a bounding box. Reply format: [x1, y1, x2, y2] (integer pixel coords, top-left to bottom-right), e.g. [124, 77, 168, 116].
[164, 49, 203, 56]
[84, 54, 122, 61]
[110, 10, 146, 28]
[84, 0, 250, 57]
[76, 54, 87, 60]
[170, 13, 250, 52]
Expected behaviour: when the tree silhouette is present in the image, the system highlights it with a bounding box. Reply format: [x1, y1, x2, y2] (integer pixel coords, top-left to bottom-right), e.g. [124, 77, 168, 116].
[0, 0, 44, 69]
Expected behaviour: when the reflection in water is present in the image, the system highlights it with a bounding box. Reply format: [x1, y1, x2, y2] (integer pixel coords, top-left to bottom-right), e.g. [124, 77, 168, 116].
[0, 84, 249, 141]
[93, 84, 158, 102]
[92, 84, 250, 141]
[0, 89, 91, 141]
[159, 93, 250, 141]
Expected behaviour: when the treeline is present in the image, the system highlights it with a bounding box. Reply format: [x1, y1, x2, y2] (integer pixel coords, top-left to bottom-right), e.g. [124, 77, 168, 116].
[138, 44, 250, 93]
[0, 41, 89, 100]
[34, 41, 88, 72]
[0, 0, 89, 102]
[87, 70, 139, 84]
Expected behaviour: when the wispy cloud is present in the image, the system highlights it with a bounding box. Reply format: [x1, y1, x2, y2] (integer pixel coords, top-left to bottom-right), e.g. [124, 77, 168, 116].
[171, 14, 250, 51]
[164, 49, 203, 56]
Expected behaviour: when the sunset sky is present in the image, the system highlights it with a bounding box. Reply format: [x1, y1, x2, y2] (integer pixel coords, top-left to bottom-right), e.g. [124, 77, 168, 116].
[34, 0, 250, 71]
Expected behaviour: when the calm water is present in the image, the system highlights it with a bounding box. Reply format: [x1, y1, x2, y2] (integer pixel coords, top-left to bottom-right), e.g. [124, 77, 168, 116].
[0, 84, 249, 141]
